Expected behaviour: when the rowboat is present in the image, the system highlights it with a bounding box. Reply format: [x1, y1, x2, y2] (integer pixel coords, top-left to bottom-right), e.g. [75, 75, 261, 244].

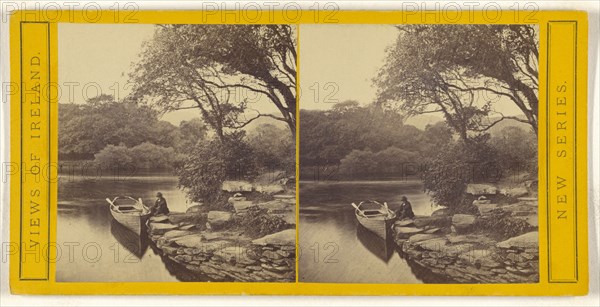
[106, 196, 151, 236]
[351, 200, 396, 240]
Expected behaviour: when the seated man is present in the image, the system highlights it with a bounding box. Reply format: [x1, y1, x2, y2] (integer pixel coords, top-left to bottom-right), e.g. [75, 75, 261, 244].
[153, 192, 170, 215]
[396, 196, 415, 220]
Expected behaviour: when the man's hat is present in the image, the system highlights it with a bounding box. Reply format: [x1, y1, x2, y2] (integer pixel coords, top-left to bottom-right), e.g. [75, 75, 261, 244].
[401, 196, 408, 201]
[156, 192, 163, 197]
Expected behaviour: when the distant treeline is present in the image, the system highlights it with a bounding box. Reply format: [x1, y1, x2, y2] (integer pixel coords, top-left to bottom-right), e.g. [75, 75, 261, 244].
[58, 95, 293, 173]
[300, 101, 537, 182]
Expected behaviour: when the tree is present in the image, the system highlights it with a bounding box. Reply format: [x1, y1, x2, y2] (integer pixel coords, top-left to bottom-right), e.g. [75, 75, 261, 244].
[176, 118, 208, 151]
[376, 24, 539, 143]
[58, 95, 177, 159]
[129, 25, 297, 140]
[247, 123, 295, 173]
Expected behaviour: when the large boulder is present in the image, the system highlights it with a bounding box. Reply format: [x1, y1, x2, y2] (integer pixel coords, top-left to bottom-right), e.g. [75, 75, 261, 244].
[207, 211, 233, 228]
[452, 214, 477, 233]
[222, 180, 253, 192]
[431, 208, 451, 217]
[394, 227, 425, 240]
[252, 229, 295, 246]
[497, 231, 539, 249]
[466, 184, 498, 196]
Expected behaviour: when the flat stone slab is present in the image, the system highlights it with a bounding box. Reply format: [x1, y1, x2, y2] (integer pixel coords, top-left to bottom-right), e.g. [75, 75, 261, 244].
[222, 180, 253, 192]
[408, 234, 439, 243]
[417, 238, 449, 251]
[466, 184, 498, 195]
[452, 214, 476, 233]
[500, 187, 529, 197]
[163, 230, 194, 241]
[431, 208, 451, 217]
[424, 227, 442, 234]
[476, 203, 498, 215]
[258, 200, 292, 212]
[207, 211, 233, 227]
[149, 215, 169, 223]
[148, 222, 178, 235]
[395, 220, 415, 227]
[395, 227, 424, 234]
[214, 246, 250, 263]
[232, 200, 255, 213]
[273, 194, 295, 199]
[447, 234, 492, 245]
[252, 229, 295, 246]
[168, 213, 197, 224]
[497, 231, 538, 249]
[173, 234, 204, 249]
[255, 184, 285, 195]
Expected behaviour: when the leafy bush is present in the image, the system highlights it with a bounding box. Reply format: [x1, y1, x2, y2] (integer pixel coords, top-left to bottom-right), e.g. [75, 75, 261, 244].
[232, 207, 292, 238]
[491, 126, 537, 173]
[247, 123, 295, 174]
[93, 142, 182, 169]
[421, 136, 502, 209]
[93, 144, 134, 169]
[474, 210, 536, 241]
[177, 133, 258, 204]
[339, 146, 418, 176]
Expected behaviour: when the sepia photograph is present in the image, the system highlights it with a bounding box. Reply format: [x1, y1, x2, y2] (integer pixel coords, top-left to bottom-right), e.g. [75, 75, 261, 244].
[299, 24, 539, 284]
[57, 23, 296, 282]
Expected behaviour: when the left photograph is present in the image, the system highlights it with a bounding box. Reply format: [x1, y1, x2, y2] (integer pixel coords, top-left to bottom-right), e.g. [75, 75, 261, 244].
[56, 24, 297, 282]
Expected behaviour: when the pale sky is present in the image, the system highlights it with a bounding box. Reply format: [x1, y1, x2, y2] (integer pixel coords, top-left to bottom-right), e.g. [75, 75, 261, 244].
[299, 24, 524, 122]
[58, 23, 280, 126]
[299, 24, 398, 110]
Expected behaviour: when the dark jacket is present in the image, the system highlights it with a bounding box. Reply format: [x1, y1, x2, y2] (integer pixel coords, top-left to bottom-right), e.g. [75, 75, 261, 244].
[397, 200, 415, 219]
[154, 197, 169, 215]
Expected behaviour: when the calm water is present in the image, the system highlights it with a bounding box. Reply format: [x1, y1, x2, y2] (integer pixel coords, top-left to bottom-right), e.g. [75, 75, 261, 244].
[56, 170, 200, 282]
[299, 179, 439, 284]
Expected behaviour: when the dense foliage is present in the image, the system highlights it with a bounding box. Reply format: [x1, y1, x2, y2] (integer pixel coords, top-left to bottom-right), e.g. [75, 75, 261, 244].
[232, 207, 293, 238]
[177, 132, 258, 203]
[376, 25, 539, 137]
[129, 24, 297, 138]
[59, 95, 181, 159]
[421, 136, 502, 208]
[300, 101, 433, 168]
[247, 123, 295, 174]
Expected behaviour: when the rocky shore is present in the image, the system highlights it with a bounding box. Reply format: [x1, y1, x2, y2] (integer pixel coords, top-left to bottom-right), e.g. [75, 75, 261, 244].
[393, 183, 539, 283]
[145, 178, 296, 282]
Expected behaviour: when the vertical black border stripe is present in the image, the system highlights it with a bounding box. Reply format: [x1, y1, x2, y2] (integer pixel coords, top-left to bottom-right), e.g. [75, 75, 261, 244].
[18, 21, 51, 281]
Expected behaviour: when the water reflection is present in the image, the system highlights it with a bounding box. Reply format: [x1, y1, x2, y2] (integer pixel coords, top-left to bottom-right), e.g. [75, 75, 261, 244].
[299, 179, 434, 283]
[355, 224, 395, 263]
[110, 219, 148, 259]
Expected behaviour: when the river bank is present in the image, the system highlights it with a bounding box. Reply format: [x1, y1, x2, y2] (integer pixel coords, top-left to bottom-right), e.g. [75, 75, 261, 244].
[145, 179, 296, 282]
[392, 183, 539, 283]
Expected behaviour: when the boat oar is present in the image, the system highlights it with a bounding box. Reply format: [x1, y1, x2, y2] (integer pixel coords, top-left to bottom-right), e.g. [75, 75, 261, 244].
[352, 202, 367, 217]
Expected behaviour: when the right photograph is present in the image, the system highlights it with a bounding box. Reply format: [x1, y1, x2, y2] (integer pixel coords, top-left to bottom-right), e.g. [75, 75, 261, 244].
[299, 24, 539, 284]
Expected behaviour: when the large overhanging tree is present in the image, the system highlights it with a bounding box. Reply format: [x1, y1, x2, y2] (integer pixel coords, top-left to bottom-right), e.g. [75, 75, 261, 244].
[129, 24, 297, 141]
[375, 24, 538, 143]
